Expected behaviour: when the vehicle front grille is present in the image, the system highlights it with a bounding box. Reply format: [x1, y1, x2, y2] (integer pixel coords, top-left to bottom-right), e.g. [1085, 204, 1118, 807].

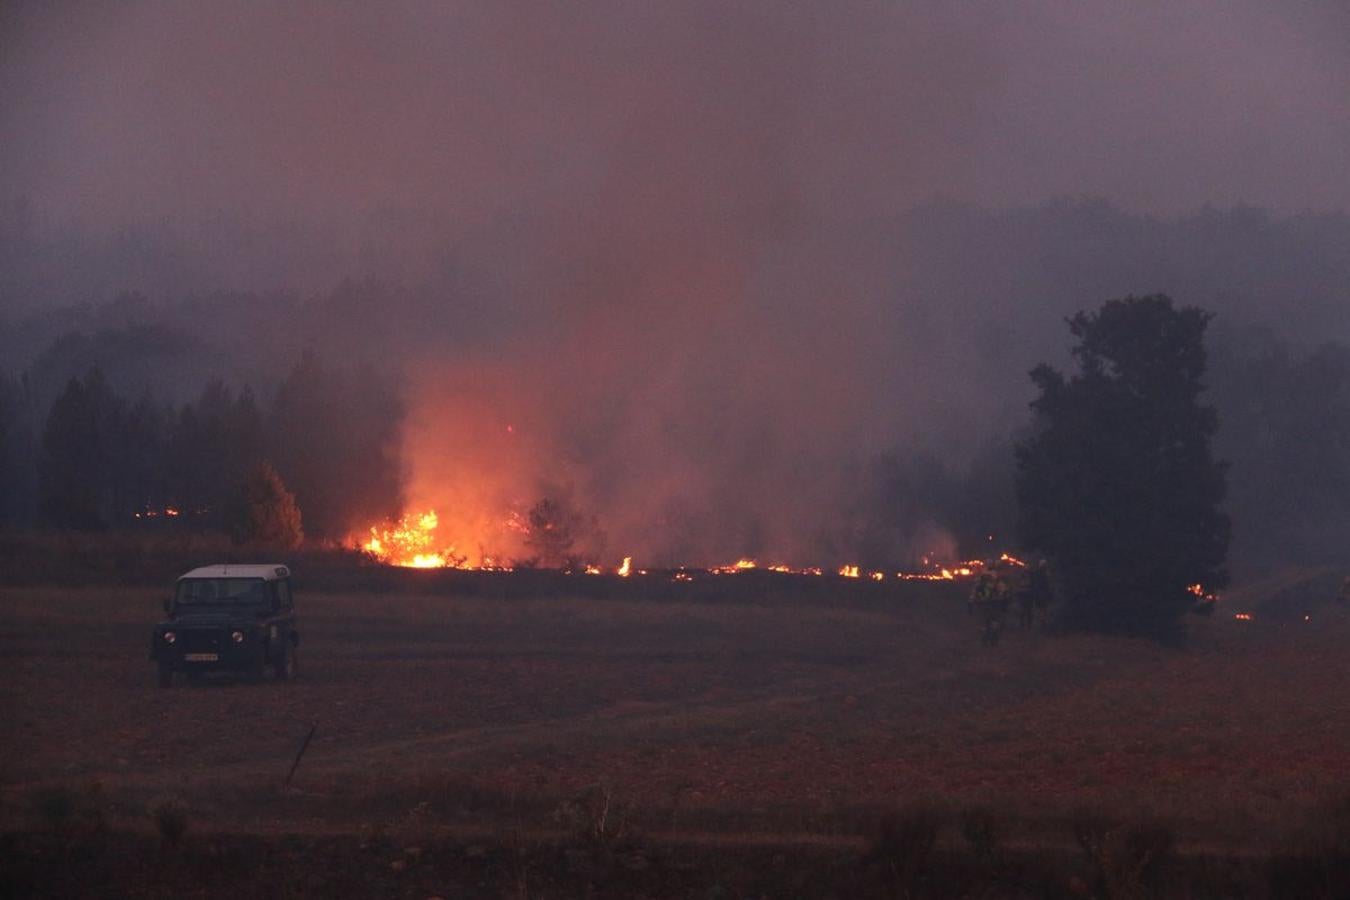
[181, 630, 225, 653]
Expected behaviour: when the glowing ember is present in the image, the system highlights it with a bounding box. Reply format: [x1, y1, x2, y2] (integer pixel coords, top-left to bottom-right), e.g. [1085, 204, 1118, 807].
[1234, 612, 1253, 621]
[584, 564, 602, 575]
[1187, 582, 1220, 608]
[838, 565, 860, 578]
[134, 506, 183, 520]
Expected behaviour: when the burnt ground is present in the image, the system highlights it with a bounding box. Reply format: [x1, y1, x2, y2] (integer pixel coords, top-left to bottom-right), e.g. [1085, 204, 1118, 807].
[2, 571, 1349, 896]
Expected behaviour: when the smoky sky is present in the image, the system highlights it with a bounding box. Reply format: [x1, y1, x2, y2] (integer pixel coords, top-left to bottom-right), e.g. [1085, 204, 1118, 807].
[3, 1, 1349, 564]
[5, 1, 1350, 224]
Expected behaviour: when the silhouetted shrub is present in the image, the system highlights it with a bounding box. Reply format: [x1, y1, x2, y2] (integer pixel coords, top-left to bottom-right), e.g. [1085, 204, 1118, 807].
[31, 782, 106, 842]
[959, 805, 1001, 863]
[228, 460, 304, 549]
[867, 802, 944, 898]
[150, 797, 190, 849]
[1072, 807, 1176, 899]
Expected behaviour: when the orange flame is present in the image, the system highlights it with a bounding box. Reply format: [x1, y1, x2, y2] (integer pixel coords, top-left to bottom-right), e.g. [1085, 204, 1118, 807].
[361, 510, 465, 569]
[711, 558, 758, 574]
[356, 508, 1017, 583]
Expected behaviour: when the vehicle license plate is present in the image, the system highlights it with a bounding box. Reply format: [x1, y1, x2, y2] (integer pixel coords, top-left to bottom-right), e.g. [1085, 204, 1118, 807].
[184, 653, 218, 662]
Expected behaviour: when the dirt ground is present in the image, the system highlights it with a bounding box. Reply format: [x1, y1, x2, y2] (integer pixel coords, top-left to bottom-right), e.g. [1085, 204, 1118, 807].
[1, 572, 1348, 859]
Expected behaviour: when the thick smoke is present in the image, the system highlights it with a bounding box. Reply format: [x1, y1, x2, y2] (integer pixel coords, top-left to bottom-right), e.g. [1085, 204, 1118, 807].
[3, 2, 1348, 566]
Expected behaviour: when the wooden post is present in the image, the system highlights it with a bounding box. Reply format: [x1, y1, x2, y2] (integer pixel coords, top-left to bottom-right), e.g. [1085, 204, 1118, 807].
[286, 723, 317, 786]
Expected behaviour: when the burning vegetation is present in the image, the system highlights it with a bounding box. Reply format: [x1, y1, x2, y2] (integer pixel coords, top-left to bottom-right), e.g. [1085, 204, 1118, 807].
[362, 511, 459, 570]
[352, 505, 1031, 585]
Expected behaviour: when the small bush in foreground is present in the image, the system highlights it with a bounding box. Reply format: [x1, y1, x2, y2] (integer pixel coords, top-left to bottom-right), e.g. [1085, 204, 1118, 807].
[959, 804, 1002, 864]
[31, 782, 106, 843]
[1072, 807, 1176, 899]
[554, 781, 628, 852]
[1269, 795, 1350, 900]
[150, 797, 189, 849]
[866, 802, 944, 898]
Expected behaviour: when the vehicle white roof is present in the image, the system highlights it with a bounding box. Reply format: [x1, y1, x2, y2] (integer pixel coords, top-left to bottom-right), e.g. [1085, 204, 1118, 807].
[178, 564, 290, 581]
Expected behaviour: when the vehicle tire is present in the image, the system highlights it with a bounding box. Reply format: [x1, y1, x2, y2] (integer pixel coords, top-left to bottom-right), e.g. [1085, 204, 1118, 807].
[273, 640, 296, 681]
[157, 663, 174, 688]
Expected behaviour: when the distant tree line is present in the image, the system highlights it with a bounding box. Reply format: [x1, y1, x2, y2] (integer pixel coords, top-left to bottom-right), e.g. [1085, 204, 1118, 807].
[0, 351, 403, 541]
[862, 317, 1350, 578]
[1207, 326, 1350, 568]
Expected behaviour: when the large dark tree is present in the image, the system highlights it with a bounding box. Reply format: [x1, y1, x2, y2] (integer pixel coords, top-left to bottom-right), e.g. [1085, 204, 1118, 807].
[270, 352, 403, 538]
[1016, 295, 1230, 638]
[38, 369, 124, 529]
[167, 381, 264, 526]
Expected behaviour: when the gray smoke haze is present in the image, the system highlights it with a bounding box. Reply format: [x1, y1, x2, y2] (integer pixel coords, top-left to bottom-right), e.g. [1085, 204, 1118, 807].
[3, 1, 1348, 564]
[6, 1, 1349, 225]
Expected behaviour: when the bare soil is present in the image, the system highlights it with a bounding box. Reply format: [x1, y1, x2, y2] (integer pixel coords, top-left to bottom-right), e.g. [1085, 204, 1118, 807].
[1, 571, 1348, 895]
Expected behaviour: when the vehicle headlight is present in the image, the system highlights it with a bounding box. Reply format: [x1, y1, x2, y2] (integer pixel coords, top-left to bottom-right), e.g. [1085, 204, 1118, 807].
[163, 631, 176, 644]
[231, 630, 245, 643]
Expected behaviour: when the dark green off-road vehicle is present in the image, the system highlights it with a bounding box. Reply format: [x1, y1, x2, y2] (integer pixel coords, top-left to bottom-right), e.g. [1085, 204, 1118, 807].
[150, 564, 299, 687]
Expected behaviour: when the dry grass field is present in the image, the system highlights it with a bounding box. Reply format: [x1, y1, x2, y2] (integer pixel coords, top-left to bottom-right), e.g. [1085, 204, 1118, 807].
[2, 569, 1349, 896]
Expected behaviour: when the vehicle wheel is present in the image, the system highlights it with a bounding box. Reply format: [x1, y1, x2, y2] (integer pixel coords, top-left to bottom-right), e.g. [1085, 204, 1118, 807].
[273, 641, 296, 681]
[157, 663, 174, 688]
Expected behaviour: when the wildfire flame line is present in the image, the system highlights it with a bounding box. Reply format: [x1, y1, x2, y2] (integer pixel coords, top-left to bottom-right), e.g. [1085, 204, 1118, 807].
[361, 511, 1204, 594]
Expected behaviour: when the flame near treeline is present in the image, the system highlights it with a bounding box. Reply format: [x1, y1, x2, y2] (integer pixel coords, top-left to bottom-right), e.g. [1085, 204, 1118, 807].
[356, 507, 1008, 581]
[352, 509, 1236, 623]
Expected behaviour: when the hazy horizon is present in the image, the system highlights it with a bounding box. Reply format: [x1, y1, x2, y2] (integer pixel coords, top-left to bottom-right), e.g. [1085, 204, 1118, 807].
[3, 1, 1347, 567]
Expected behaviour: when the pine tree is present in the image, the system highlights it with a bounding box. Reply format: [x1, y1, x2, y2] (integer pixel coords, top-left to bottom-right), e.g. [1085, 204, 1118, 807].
[1016, 295, 1230, 639]
[229, 461, 304, 549]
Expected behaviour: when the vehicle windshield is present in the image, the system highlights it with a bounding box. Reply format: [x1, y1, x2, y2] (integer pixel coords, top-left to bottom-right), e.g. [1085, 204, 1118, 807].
[176, 577, 268, 606]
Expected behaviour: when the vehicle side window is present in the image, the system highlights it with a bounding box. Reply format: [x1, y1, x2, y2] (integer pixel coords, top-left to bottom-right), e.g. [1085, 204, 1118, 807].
[276, 579, 292, 609]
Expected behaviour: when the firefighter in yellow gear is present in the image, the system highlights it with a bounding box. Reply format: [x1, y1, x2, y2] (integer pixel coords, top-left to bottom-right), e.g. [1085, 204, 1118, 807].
[969, 571, 1011, 646]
